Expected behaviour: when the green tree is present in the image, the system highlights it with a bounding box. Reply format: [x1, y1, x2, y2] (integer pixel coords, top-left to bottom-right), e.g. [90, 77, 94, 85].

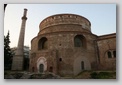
[4, 31, 13, 70]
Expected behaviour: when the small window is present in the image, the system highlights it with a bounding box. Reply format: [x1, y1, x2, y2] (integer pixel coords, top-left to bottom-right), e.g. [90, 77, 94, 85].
[59, 58, 62, 61]
[49, 67, 53, 72]
[32, 67, 34, 72]
[81, 61, 84, 70]
[113, 51, 116, 58]
[107, 51, 112, 58]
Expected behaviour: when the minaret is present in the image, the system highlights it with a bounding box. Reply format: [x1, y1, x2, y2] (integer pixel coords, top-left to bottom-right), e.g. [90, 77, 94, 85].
[12, 9, 28, 70]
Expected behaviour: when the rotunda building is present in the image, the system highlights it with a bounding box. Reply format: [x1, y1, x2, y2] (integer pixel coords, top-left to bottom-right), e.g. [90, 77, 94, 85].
[30, 14, 99, 76]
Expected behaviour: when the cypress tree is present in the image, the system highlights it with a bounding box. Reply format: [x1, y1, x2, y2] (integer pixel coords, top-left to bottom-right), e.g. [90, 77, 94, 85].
[4, 31, 13, 70]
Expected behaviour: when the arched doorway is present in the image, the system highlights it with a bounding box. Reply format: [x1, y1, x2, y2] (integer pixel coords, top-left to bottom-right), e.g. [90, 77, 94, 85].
[74, 57, 91, 75]
[39, 64, 44, 73]
[37, 57, 47, 73]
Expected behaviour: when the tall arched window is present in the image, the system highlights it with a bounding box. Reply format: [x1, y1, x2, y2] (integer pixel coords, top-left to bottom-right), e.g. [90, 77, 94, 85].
[74, 35, 86, 48]
[38, 37, 48, 50]
[107, 51, 112, 58]
[81, 61, 84, 70]
[32, 67, 34, 72]
[113, 50, 116, 58]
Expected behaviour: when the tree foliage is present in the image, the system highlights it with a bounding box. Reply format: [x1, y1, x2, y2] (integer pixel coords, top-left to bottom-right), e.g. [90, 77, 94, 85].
[4, 31, 13, 70]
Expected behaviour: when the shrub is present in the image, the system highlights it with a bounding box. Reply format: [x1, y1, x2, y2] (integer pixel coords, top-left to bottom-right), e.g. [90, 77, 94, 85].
[90, 72, 98, 79]
[90, 72, 115, 79]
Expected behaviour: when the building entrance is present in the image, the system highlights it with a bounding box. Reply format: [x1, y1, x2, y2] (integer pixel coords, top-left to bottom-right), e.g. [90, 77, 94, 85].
[39, 64, 44, 72]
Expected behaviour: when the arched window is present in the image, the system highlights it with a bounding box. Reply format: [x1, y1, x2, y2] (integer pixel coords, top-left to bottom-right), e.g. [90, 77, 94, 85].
[107, 51, 112, 58]
[59, 58, 62, 61]
[74, 35, 86, 48]
[49, 67, 53, 72]
[38, 37, 48, 50]
[113, 51, 116, 58]
[32, 67, 34, 72]
[81, 61, 84, 70]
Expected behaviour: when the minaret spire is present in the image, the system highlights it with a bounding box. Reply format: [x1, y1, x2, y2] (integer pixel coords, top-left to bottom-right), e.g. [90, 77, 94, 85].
[12, 8, 28, 70]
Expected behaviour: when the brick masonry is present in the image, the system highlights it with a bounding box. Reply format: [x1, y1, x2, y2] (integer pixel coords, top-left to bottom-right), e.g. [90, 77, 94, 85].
[29, 14, 116, 76]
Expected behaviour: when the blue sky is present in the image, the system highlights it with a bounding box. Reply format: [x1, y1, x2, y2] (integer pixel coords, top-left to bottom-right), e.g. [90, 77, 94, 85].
[4, 4, 116, 48]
